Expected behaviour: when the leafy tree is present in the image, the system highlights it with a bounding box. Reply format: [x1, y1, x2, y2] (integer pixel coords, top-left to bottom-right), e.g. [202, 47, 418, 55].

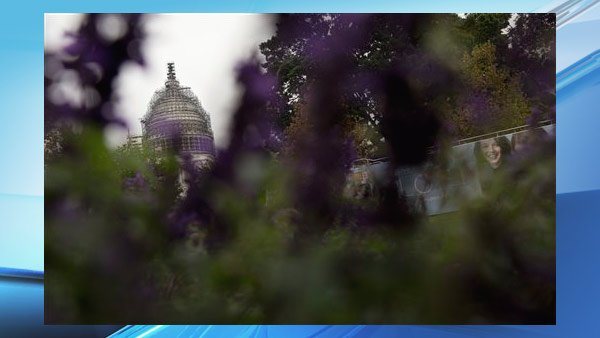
[261, 13, 554, 148]
[461, 13, 511, 48]
[446, 43, 530, 137]
[503, 13, 555, 115]
[261, 14, 461, 158]
[44, 127, 64, 164]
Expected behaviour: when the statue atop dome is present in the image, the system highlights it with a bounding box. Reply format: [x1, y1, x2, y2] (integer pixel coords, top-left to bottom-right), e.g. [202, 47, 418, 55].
[165, 62, 180, 88]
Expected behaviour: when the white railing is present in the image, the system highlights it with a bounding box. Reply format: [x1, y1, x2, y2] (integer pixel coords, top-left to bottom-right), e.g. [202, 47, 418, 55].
[453, 120, 554, 145]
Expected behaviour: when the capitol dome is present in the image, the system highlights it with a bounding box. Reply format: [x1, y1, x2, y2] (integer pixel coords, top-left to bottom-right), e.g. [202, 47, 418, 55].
[141, 63, 215, 165]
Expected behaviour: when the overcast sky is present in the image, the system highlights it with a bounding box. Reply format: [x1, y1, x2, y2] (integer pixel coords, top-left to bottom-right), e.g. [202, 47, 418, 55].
[45, 14, 276, 148]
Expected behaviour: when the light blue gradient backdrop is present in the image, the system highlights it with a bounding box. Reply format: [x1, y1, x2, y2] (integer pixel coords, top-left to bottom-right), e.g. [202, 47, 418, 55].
[1, 0, 598, 337]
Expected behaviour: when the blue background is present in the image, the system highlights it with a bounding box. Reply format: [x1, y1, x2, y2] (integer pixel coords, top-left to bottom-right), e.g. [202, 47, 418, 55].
[1, 0, 598, 337]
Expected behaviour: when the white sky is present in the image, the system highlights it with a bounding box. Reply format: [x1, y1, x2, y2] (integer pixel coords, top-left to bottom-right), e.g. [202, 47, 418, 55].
[44, 13, 276, 148]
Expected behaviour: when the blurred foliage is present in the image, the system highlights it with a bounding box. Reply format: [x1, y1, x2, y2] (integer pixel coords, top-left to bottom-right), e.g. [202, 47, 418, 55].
[45, 13, 555, 324]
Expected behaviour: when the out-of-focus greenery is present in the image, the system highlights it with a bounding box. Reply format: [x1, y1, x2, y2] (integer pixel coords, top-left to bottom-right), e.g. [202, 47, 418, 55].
[45, 124, 554, 324]
[45, 13, 555, 324]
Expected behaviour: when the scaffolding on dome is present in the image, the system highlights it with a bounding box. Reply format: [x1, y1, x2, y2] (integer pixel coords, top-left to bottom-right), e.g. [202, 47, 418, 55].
[143, 86, 207, 121]
[140, 63, 216, 159]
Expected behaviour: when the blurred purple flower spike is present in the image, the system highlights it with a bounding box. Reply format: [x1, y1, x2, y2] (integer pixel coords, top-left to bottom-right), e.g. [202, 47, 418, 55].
[45, 14, 146, 130]
[378, 69, 440, 167]
[526, 107, 542, 126]
[124, 172, 147, 190]
[212, 61, 280, 164]
[465, 92, 492, 127]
